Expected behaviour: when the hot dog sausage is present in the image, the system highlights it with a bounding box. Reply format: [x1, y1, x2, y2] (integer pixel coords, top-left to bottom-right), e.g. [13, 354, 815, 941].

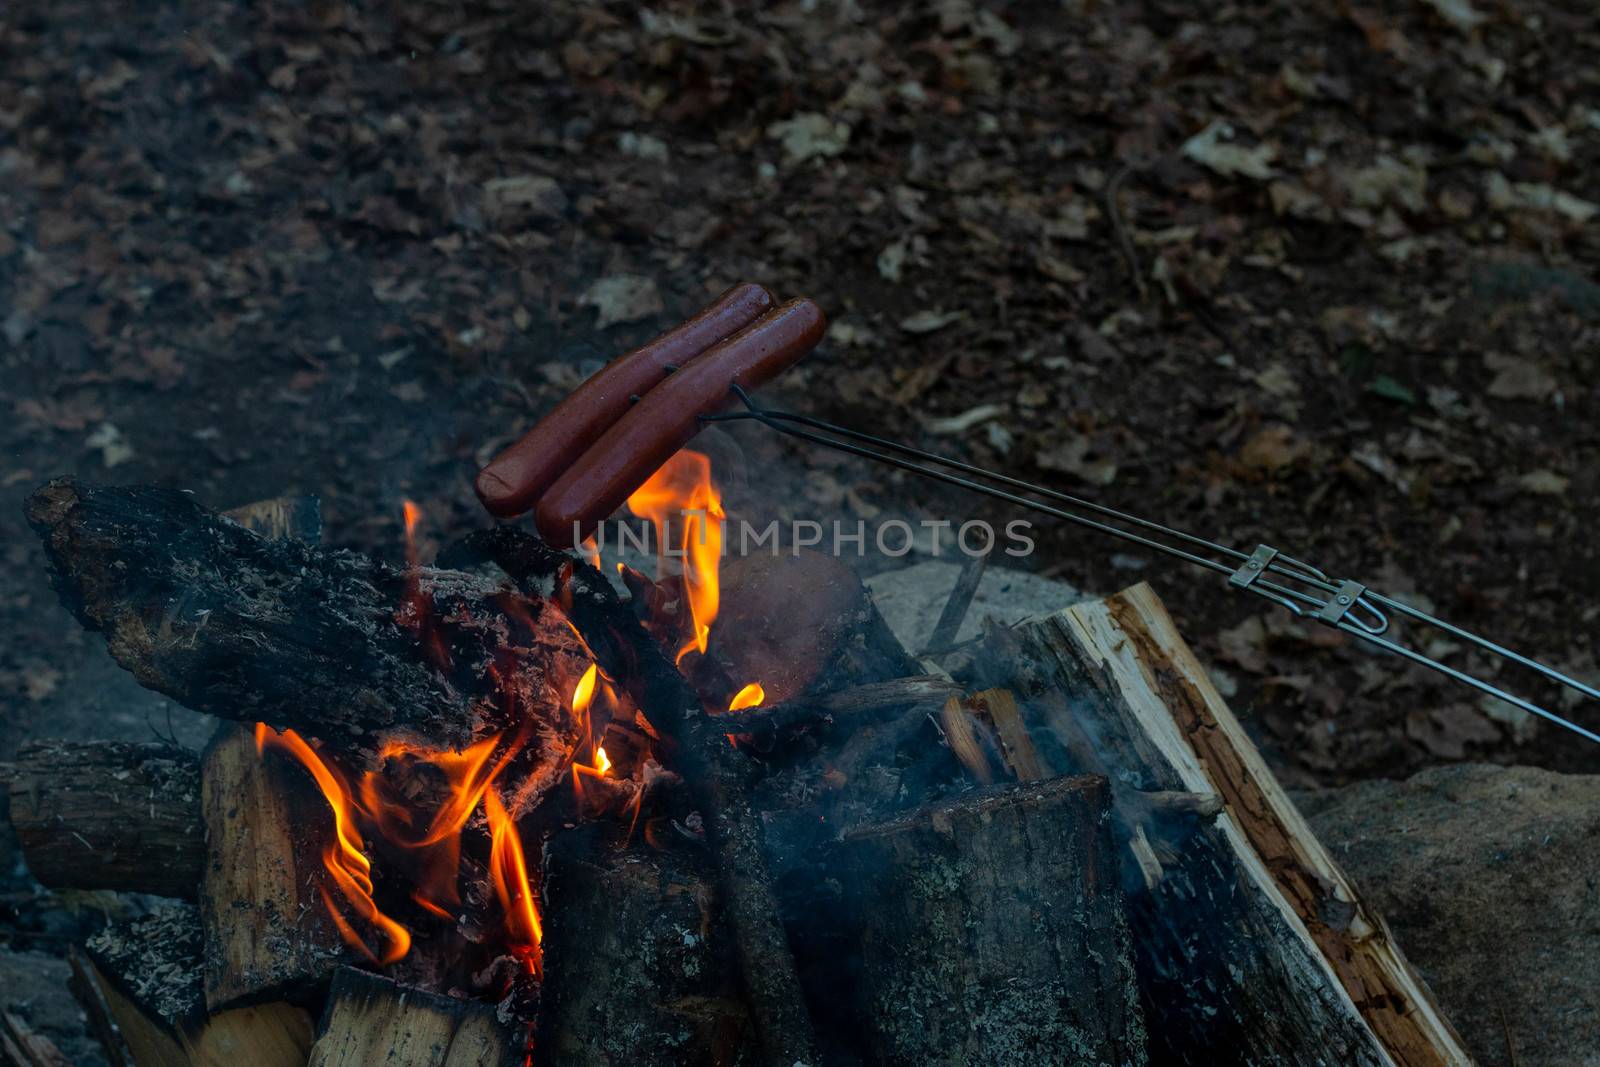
[535, 297, 826, 547]
[474, 282, 775, 518]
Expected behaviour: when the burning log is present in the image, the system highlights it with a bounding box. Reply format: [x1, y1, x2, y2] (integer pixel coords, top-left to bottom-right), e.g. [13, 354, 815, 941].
[451, 527, 819, 1067]
[830, 775, 1145, 1066]
[306, 968, 525, 1067]
[536, 825, 751, 1065]
[2, 740, 202, 899]
[81, 902, 314, 1067]
[973, 583, 1472, 1067]
[200, 723, 366, 1010]
[25, 479, 586, 760]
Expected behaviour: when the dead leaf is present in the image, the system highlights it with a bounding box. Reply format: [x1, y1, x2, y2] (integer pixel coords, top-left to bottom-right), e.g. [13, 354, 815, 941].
[923, 403, 1006, 435]
[579, 275, 663, 330]
[1421, 0, 1487, 33]
[484, 175, 568, 227]
[85, 423, 134, 468]
[1406, 704, 1500, 758]
[900, 309, 967, 334]
[1484, 353, 1556, 400]
[1515, 470, 1568, 496]
[767, 113, 852, 163]
[1182, 120, 1276, 180]
[1239, 426, 1310, 473]
[1218, 615, 1270, 674]
[1035, 434, 1117, 486]
[1486, 173, 1598, 224]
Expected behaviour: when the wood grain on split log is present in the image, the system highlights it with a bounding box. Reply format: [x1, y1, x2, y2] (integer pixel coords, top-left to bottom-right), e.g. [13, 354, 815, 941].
[995, 582, 1471, 1067]
[836, 775, 1146, 1066]
[3, 740, 202, 899]
[200, 724, 361, 1011]
[307, 968, 524, 1067]
[450, 527, 818, 1067]
[536, 826, 751, 1066]
[82, 901, 313, 1067]
[25, 479, 584, 763]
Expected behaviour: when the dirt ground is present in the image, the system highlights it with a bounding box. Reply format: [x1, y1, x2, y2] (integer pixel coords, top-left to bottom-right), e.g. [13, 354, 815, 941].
[3, 0, 1598, 791]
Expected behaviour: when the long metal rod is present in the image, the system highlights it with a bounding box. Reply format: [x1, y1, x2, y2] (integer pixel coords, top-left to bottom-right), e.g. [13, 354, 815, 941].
[705, 387, 1599, 747]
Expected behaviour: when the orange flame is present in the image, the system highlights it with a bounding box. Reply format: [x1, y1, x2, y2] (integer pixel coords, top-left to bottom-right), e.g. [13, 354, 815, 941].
[728, 682, 765, 711]
[255, 723, 412, 965]
[402, 499, 422, 566]
[579, 533, 602, 572]
[486, 787, 542, 975]
[626, 450, 724, 663]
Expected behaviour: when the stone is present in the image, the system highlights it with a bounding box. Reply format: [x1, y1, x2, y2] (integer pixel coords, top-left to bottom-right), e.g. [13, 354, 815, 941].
[864, 559, 1083, 652]
[1298, 764, 1600, 1067]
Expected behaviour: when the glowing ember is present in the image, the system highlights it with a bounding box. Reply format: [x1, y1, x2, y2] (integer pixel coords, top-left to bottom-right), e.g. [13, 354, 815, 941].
[728, 682, 766, 711]
[626, 449, 725, 664]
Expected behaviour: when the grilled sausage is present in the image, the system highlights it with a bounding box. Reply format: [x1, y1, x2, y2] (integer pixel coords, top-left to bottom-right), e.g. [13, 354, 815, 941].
[535, 297, 826, 547]
[474, 282, 775, 517]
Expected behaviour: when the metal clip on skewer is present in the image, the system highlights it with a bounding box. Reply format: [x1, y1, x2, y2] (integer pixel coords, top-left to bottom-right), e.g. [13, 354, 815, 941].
[704, 385, 1600, 746]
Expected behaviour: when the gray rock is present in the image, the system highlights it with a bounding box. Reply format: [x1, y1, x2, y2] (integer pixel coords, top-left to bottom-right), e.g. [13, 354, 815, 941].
[865, 560, 1083, 653]
[0, 948, 109, 1066]
[1300, 764, 1600, 1067]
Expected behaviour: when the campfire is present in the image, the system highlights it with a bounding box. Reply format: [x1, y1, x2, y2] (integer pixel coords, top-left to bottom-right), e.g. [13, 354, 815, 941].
[6, 287, 1477, 1067]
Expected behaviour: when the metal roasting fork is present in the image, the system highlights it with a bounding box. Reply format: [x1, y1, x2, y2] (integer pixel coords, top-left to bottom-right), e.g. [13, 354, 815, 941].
[703, 385, 1600, 746]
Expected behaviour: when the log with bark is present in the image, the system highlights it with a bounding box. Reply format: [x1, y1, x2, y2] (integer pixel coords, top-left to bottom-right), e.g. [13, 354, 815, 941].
[536, 825, 751, 1066]
[81, 902, 314, 1067]
[25, 479, 586, 768]
[833, 774, 1146, 1067]
[958, 582, 1473, 1067]
[2, 740, 202, 899]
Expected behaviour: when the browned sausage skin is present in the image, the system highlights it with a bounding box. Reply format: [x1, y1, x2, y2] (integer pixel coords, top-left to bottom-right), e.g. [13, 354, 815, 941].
[474, 282, 775, 518]
[535, 297, 826, 547]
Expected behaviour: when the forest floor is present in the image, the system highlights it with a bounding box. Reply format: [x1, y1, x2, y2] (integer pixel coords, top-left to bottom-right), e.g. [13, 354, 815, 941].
[3, 0, 1598, 795]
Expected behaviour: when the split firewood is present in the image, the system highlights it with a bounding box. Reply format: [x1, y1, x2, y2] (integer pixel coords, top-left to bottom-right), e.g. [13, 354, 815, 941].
[449, 527, 818, 1067]
[306, 968, 524, 1067]
[830, 775, 1145, 1066]
[199, 723, 365, 1010]
[2, 740, 202, 899]
[25, 479, 586, 764]
[978, 582, 1472, 1067]
[536, 825, 751, 1065]
[81, 902, 314, 1067]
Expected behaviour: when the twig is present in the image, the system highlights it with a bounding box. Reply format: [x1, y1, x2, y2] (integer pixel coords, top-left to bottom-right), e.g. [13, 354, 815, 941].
[921, 548, 989, 655]
[1105, 165, 1147, 301]
[712, 675, 962, 738]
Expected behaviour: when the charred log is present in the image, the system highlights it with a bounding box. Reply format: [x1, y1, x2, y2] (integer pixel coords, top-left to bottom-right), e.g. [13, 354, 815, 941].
[2, 740, 202, 899]
[307, 968, 525, 1067]
[536, 825, 751, 1066]
[449, 527, 818, 1067]
[829, 775, 1146, 1067]
[82, 902, 314, 1067]
[25, 479, 585, 761]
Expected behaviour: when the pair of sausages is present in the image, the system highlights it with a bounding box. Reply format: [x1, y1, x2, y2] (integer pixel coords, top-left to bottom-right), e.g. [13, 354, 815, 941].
[475, 284, 826, 548]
